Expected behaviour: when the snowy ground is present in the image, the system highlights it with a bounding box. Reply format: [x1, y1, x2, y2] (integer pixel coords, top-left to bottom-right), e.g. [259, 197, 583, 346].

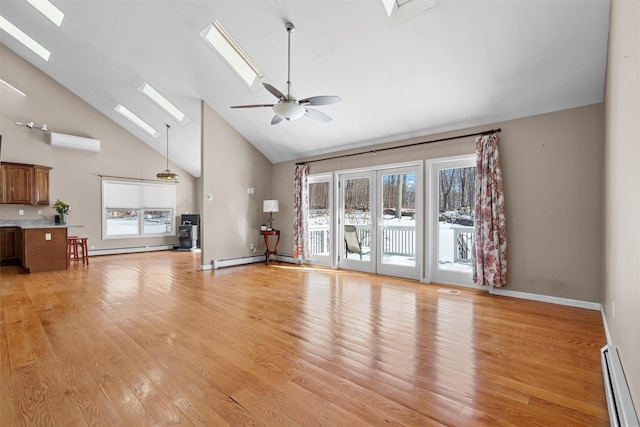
[106, 218, 170, 235]
[438, 222, 473, 273]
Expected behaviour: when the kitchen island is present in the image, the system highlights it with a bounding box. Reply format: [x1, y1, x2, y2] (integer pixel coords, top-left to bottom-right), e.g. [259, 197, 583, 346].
[0, 221, 83, 273]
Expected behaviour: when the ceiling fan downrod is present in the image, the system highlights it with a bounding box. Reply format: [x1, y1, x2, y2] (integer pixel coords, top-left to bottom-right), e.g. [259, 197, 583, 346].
[286, 21, 295, 99]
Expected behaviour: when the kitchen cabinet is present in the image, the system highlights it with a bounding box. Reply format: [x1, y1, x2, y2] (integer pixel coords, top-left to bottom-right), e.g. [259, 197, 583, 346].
[33, 166, 50, 205]
[0, 162, 51, 205]
[0, 227, 22, 265]
[22, 228, 67, 273]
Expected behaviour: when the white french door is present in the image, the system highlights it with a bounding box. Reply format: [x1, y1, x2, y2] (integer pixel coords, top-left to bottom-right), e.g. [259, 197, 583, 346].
[307, 174, 333, 267]
[337, 165, 421, 280]
[427, 155, 476, 287]
[338, 171, 375, 273]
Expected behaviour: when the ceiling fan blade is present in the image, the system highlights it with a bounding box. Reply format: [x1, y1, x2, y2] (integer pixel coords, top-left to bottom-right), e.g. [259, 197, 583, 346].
[263, 83, 286, 100]
[271, 115, 283, 125]
[230, 104, 274, 109]
[304, 108, 332, 123]
[299, 95, 341, 106]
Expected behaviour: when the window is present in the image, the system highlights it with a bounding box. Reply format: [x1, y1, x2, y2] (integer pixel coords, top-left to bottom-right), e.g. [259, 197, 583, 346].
[102, 180, 176, 239]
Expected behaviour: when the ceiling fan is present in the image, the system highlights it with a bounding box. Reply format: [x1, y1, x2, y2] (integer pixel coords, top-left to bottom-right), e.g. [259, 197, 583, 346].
[231, 21, 341, 125]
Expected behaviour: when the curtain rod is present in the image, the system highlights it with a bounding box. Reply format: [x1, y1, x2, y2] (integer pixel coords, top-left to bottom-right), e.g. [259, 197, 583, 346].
[296, 128, 501, 165]
[96, 174, 176, 183]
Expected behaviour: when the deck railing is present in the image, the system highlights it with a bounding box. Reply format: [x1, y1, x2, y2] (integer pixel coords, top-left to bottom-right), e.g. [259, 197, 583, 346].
[310, 224, 416, 257]
[310, 224, 475, 261]
[309, 226, 330, 255]
[454, 226, 474, 264]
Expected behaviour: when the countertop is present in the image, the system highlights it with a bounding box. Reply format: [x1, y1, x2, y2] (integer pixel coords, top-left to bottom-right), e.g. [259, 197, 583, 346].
[0, 220, 83, 229]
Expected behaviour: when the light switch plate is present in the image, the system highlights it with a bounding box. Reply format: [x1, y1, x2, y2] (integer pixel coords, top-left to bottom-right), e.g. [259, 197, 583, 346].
[45, 233, 51, 240]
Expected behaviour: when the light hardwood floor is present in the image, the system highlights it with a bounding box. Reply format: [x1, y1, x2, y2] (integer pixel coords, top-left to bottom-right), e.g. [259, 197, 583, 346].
[1, 251, 608, 426]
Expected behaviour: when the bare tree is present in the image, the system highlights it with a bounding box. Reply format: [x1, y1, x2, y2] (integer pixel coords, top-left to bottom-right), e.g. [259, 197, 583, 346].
[439, 169, 454, 212]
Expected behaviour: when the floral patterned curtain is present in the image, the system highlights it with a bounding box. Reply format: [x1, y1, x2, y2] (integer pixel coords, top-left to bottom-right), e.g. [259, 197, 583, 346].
[293, 164, 309, 260]
[473, 133, 508, 287]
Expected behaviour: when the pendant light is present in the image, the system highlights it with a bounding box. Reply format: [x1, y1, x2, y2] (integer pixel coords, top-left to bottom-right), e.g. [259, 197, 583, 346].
[157, 123, 179, 182]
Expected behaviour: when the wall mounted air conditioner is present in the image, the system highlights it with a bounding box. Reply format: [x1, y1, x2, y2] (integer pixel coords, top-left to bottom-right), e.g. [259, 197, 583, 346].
[49, 132, 100, 152]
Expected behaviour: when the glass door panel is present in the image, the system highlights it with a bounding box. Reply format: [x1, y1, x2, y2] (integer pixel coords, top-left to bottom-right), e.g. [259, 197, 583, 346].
[339, 172, 375, 273]
[428, 156, 476, 286]
[378, 167, 420, 280]
[307, 175, 332, 266]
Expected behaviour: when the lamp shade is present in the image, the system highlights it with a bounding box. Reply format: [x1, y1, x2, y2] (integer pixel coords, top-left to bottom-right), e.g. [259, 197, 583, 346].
[263, 200, 279, 212]
[273, 102, 305, 120]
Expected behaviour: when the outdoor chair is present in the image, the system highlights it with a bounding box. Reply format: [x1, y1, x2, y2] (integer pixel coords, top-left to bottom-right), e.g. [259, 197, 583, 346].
[344, 225, 368, 260]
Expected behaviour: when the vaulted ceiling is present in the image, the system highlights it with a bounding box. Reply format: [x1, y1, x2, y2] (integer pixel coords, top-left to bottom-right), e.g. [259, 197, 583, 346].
[0, 0, 611, 177]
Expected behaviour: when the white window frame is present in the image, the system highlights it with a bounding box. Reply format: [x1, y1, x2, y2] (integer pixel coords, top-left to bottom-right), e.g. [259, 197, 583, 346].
[102, 179, 176, 239]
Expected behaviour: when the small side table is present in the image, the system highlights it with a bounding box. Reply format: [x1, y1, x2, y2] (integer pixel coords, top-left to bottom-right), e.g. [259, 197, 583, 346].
[260, 229, 280, 264]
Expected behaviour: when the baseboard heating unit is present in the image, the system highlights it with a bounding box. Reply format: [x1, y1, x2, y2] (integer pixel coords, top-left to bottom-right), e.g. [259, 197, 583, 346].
[212, 255, 265, 269]
[211, 254, 302, 269]
[601, 345, 639, 427]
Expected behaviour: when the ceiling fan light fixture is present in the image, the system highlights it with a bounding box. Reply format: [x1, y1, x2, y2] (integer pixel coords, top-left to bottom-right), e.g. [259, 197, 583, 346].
[273, 102, 305, 121]
[230, 21, 340, 125]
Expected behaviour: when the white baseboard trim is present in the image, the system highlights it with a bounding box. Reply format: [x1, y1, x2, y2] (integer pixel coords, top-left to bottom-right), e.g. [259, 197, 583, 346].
[278, 254, 303, 265]
[89, 245, 174, 256]
[206, 253, 302, 270]
[489, 286, 602, 311]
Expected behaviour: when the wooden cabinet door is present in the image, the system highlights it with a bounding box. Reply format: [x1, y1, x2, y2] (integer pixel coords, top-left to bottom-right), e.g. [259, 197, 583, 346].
[0, 165, 5, 203]
[0, 228, 18, 261]
[5, 164, 33, 204]
[34, 166, 51, 205]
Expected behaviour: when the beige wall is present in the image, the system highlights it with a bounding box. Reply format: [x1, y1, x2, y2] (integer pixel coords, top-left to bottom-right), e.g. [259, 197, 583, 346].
[200, 101, 273, 268]
[604, 0, 640, 408]
[274, 103, 604, 303]
[0, 45, 197, 250]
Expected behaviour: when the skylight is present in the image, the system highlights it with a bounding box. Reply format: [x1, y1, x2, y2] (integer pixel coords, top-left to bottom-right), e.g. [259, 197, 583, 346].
[25, 0, 64, 27]
[0, 79, 26, 96]
[200, 20, 263, 89]
[114, 104, 161, 138]
[381, 0, 436, 23]
[0, 15, 50, 61]
[138, 83, 191, 126]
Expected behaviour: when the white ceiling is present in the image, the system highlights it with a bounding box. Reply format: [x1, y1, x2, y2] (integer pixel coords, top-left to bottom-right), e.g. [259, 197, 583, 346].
[0, 0, 611, 177]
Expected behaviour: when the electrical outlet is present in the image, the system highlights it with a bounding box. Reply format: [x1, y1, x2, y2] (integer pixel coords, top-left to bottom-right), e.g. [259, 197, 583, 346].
[37, 210, 43, 215]
[250, 243, 256, 253]
[18, 209, 24, 216]
[45, 233, 51, 240]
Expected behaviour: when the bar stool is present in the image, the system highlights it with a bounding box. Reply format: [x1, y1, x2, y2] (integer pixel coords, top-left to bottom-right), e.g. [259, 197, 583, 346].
[67, 236, 89, 265]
